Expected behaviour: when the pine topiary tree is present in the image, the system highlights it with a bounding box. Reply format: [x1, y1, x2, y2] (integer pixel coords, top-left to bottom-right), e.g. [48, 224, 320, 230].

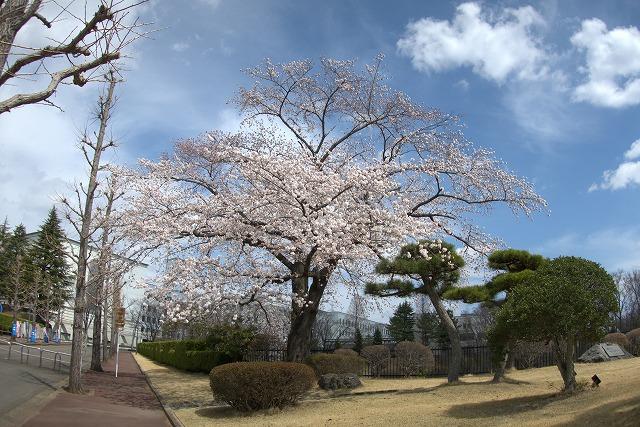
[388, 302, 415, 342]
[444, 248, 544, 382]
[354, 327, 363, 353]
[373, 327, 383, 345]
[366, 240, 464, 382]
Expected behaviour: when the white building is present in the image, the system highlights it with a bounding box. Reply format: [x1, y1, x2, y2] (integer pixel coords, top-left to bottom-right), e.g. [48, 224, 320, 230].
[26, 232, 150, 348]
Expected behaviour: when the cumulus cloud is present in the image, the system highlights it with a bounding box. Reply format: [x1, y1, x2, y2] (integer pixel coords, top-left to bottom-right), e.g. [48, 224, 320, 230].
[397, 2, 550, 83]
[571, 19, 640, 108]
[589, 139, 640, 191]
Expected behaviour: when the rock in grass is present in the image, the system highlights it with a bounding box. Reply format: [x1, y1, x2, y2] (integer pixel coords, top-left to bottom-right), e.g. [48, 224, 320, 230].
[318, 373, 362, 390]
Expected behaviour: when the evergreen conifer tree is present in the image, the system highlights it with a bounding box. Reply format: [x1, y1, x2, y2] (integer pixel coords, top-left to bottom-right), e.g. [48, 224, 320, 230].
[373, 327, 383, 345]
[29, 208, 72, 328]
[388, 301, 415, 342]
[3, 225, 31, 331]
[354, 327, 363, 353]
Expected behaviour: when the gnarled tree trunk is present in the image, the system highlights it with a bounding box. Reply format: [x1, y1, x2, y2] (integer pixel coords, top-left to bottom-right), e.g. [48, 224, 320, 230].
[285, 265, 329, 362]
[425, 285, 461, 383]
[553, 337, 576, 392]
[492, 345, 509, 383]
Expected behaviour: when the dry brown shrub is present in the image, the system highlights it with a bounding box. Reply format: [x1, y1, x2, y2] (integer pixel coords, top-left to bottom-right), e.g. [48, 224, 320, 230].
[305, 353, 365, 377]
[361, 345, 391, 377]
[626, 329, 640, 356]
[603, 332, 631, 351]
[209, 362, 315, 411]
[395, 341, 434, 376]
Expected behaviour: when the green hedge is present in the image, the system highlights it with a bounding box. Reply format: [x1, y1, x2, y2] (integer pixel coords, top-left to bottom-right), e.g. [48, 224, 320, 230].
[137, 340, 232, 373]
[0, 312, 43, 332]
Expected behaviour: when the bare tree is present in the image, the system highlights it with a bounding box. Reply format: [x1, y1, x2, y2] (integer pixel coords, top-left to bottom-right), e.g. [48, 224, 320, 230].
[60, 72, 116, 393]
[0, 0, 147, 114]
[622, 270, 640, 331]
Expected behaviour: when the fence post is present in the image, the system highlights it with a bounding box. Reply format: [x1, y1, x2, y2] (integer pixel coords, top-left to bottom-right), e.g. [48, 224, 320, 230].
[39, 349, 43, 367]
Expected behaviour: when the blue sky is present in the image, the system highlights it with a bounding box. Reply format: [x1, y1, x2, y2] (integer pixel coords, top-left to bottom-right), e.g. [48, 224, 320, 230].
[2, 0, 640, 317]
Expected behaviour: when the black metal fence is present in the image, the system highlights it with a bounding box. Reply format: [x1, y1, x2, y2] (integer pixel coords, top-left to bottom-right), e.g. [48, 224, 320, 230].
[243, 342, 592, 378]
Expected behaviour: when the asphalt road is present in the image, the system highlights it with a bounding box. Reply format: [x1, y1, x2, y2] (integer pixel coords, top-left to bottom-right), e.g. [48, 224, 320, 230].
[0, 342, 89, 418]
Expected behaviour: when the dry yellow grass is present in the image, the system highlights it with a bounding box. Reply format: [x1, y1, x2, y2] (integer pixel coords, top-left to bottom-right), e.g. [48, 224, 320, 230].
[134, 353, 640, 427]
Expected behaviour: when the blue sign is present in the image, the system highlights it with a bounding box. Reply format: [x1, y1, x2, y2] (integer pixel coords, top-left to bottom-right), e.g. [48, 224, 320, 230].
[30, 327, 36, 343]
[0, 303, 3, 313]
[11, 322, 16, 337]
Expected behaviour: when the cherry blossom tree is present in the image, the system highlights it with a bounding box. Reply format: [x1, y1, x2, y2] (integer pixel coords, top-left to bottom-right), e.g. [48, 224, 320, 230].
[121, 57, 546, 361]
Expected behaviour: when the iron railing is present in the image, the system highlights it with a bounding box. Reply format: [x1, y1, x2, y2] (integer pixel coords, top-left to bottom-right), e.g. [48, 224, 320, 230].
[0, 338, 71, 372]
[243, 343, 592, 377]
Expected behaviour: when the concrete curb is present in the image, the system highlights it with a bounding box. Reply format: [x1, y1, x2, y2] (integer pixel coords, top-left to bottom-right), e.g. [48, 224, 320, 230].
[0, 377, 66, 427]
[132, 352, 185, 427]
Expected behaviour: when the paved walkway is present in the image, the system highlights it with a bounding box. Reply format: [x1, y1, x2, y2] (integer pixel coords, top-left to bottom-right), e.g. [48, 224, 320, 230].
[22, 351, 171, 427]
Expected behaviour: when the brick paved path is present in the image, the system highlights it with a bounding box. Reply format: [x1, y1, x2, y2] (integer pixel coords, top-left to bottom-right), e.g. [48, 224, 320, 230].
[23, 351, 171, 427]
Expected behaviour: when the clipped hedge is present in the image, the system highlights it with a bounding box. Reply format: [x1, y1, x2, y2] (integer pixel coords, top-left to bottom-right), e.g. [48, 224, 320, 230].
[305, 353, 365, 377]
[0, 313, 44, 333]
[137, 340, 228, 373]
[210, 361, 315, 411]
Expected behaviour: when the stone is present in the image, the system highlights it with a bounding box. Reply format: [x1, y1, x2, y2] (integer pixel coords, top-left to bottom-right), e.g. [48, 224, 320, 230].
[578, 343, 633, 363]
[318, 373, 362, 390]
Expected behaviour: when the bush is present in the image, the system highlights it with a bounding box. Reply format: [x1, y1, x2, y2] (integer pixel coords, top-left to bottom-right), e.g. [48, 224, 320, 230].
[394, 341, 434, 376]
[334, 348, 359, 357]
[247, 333, 284, 351]
[361, 345, 390, 377]
[209, 362, 315, 411]
[305, 353, 365, 377]
[205, 324, 255, 360]
[603, 332, 630, 351]
[626, 329, 640, 356]
[512, 341, 551, 369]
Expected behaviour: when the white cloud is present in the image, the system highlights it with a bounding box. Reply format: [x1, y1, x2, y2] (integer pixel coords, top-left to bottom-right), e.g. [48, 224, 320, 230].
[624, 138, 640, 160]
[455, 79, 470, 90]
[571, 19, 640, 108]
[397, 2, 550, 83]
[171, 42, 190, 52]
[590, 138, 640, 191]
[538, 228, 640, 271]
[198, 0, 222, 9]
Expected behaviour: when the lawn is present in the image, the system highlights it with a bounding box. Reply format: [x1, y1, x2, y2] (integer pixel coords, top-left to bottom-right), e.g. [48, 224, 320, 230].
[134, 353, 640, 426]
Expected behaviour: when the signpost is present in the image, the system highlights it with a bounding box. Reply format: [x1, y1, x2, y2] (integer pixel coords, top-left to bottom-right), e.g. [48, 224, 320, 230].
[115, 308, 125, 378]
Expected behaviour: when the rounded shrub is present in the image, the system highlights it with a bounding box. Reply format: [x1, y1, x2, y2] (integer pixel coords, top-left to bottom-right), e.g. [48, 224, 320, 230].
[334, 348, 359, 357]
[625, 328, 640, 356]
[361, 345, 391, 377]
[305, 353, 365, 377]
[394, 341, 434, 376]
[209, 362, 315, 411]
[603, 332, 630, 351]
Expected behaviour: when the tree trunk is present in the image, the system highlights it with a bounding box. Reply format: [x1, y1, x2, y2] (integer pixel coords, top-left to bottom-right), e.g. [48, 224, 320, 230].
[492, 345, 509, 383]
[553, 337, 576, 392]
[286, 267, 327, 362]
[90, 306, 103, 371]
[102, 295, 109, 361]
[425, 285, 461, 383]
[67, 76, 116, 394]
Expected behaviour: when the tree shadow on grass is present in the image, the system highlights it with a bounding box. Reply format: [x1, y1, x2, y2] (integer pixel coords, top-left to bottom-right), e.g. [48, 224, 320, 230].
[559, 394, 640, 427]
[446, 392, 571, 419]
